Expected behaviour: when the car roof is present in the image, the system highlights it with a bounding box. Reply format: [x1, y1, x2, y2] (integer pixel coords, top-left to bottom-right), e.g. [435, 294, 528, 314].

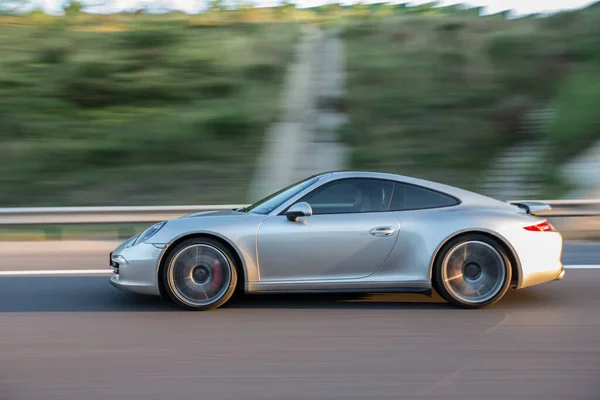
[315, 170, 510, 209]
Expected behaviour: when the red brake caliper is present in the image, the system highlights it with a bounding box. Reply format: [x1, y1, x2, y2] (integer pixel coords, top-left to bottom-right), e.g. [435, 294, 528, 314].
[211, 258, 222, 291]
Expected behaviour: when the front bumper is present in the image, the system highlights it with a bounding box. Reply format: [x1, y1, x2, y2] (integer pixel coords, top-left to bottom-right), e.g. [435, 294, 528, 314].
[109, 241, 163, 296]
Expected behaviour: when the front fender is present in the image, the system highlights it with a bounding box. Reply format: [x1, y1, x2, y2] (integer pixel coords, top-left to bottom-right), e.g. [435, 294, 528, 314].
[146, 215, 267, 287]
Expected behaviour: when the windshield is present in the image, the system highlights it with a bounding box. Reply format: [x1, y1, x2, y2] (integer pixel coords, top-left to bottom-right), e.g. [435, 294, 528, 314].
[245, 176, 320, 215]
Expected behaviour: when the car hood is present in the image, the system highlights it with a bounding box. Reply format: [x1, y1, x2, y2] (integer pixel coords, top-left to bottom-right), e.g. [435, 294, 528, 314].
[180, 209, 245, 219]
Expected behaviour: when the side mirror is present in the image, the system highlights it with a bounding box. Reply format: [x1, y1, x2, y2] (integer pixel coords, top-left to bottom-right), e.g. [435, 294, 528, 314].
[285, 202, 313, 221]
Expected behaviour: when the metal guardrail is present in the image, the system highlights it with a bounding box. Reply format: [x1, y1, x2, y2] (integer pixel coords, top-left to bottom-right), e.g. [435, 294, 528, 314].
[0, 200, 598, 226]
[0, 205, 247, 225]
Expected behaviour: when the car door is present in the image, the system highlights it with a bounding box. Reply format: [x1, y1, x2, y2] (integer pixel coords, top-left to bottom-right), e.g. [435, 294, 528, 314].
[256, 178, 400, 281]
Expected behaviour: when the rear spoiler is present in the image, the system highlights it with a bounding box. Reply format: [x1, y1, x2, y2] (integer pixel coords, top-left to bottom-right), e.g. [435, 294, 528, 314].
[509, 201, 552, 215]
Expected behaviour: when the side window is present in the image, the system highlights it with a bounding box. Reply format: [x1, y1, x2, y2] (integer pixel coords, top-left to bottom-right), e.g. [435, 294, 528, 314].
[300, 179, 395, 214]
[390, 183, 458, 211]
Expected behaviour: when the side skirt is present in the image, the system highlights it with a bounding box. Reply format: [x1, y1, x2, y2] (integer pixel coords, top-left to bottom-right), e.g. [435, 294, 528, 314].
[247, 281, 432, 296]
[251, 288, 434, 297]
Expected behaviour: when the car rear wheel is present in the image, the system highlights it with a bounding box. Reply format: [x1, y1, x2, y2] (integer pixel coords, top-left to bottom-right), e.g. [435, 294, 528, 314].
[163, 238, 238, 311]
[433, 234, 512, 309]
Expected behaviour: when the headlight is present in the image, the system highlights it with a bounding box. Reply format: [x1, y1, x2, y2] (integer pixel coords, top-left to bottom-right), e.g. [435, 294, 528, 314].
[133, 221, 166, 245]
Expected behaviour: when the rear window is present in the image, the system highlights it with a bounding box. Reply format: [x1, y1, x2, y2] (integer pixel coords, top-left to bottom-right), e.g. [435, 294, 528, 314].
[390, 183, 459, 211]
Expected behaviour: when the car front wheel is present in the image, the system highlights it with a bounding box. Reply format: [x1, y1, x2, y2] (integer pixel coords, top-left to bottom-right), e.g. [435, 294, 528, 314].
[163, 238, 238, 311]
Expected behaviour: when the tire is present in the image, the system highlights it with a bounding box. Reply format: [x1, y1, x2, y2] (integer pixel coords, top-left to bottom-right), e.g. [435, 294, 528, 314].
[433, 234, 512, 309]
[162, 237, 238, 311]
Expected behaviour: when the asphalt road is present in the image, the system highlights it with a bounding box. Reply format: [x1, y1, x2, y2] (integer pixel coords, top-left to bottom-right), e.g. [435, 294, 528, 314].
[562, 241, 600, 265]
[0, 242, 599, 400]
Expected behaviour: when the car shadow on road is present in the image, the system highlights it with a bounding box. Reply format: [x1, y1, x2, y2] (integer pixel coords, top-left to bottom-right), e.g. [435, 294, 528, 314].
[0, 276, 562, 312]
[226, 292, 451, 310]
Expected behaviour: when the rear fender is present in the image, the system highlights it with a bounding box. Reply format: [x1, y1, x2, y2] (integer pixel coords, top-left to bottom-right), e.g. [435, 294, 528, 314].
[428, 228, 522, 288]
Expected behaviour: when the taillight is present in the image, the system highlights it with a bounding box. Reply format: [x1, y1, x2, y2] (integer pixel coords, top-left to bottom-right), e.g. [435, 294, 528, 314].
[524, 220, 555, 232]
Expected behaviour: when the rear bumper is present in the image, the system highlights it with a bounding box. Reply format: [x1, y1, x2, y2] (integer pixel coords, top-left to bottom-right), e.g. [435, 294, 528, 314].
[520, 260, 564, 289]
[501, 229, 564, 289]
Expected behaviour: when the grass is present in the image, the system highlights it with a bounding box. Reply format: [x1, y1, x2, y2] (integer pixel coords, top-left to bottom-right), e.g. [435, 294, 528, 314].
[0, 20, 300, 206]
[340, 5, 600, 193]
[0, 224, 150, 241]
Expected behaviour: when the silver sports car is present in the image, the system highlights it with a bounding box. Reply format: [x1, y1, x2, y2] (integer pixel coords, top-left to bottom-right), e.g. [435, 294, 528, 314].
[109, 171, 565, 310]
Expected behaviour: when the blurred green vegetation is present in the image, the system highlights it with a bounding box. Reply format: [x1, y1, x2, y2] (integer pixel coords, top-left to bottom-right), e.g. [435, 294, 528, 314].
[548, 70, 600, 160]
[0, 18, 300, 206]
[1, 2, 600, 208]
[340, 3, 600, 192]
[0, 223, 150, 241]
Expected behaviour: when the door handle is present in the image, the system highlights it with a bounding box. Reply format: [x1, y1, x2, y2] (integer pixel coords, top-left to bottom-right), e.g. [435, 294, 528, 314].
[369, 226, 395, 237]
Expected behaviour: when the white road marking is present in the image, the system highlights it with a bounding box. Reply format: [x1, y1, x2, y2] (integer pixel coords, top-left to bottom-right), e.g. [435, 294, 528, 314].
[0, 269, 112, 276]
[0, 265, 598, 277]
